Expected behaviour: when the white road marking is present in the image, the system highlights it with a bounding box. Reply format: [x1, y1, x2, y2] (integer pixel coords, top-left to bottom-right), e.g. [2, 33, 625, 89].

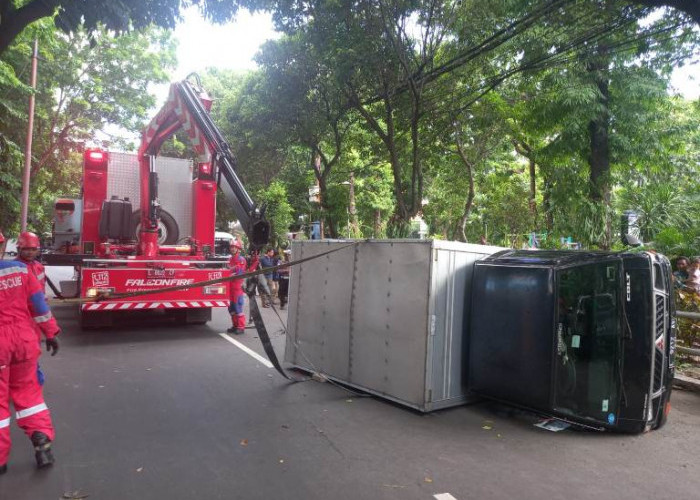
[434, 494, 458, 500]
[218, 333, 273, 368]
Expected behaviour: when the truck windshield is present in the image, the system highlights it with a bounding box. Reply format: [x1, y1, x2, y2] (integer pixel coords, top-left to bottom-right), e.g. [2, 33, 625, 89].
[554, 261, 622, 424]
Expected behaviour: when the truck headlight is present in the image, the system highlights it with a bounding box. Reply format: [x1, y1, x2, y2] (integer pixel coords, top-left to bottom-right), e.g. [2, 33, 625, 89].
[86, 287, 114, 298]
[204, 286, 226, 295]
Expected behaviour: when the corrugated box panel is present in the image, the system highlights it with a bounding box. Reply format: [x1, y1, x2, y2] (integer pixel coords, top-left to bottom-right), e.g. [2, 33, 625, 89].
[285, 239, 503, 411]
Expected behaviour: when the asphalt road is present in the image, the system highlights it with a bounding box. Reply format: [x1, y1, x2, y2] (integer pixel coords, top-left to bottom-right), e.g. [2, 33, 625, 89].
[0, 267, 699, 500]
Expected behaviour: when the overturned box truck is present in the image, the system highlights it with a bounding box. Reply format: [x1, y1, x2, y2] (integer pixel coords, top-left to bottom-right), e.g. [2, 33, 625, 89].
[285, 240, 675, 433]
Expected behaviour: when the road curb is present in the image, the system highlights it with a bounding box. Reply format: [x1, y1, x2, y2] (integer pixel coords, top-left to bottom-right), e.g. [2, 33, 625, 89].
[673, 373, 700, 393]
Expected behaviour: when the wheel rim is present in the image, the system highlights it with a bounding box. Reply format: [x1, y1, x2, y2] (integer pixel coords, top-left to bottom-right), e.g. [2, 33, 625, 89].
[134, 220, 170, 245]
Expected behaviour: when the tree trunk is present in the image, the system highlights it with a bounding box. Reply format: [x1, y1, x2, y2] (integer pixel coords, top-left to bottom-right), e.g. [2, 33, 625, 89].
[542, 175, 554, 232]
[348, 171, 359, 237]
[454, 139, 476, 243]
[373, 209, 382, 238]
[587, 47, 612, 249]
[513, 140, 538, 229]
[528, 157, 537, 228]
[312, 154, 337, 239]
[0, 1, 56, 55]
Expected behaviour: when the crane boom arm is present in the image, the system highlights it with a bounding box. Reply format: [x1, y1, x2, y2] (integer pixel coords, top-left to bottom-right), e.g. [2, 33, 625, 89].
[138, 76, 269, 253]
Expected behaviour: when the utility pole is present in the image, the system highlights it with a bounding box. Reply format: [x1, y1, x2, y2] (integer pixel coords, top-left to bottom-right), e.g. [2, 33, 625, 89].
[20, 39, 39, 232]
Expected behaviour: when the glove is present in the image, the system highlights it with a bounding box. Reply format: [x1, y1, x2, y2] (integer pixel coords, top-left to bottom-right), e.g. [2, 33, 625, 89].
[46, 337, 59, 356]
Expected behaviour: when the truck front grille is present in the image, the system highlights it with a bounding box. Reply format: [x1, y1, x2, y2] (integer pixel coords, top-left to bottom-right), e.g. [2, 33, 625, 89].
[653, 348, 663, 392]
[655, 295, 665, 337]
[652, 290, 667, 395]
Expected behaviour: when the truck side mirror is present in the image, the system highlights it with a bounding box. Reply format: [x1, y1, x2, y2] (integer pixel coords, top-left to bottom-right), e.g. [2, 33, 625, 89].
[622, 233, 642, 247]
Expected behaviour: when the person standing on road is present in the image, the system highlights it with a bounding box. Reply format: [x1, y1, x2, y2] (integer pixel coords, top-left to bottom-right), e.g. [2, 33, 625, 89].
[277, 250, 291, 310]
[0, 231, 61, 474]
[245, 250, 263, 324]
[15, 231, 49, 386]
[247, 250, 272, 308]
[673, 256, 690, 289]
[15, 232, 46, 290]
[260, 248, 277, 305]
[685, 257, 700, 293]
[227, 240, 248, 335]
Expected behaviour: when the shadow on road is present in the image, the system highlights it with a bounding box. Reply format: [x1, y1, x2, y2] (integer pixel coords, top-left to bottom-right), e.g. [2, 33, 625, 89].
[51, 304, 218, 347]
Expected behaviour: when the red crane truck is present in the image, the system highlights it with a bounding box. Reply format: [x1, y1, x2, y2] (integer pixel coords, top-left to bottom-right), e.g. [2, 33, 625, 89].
[44, 75, 269, 327]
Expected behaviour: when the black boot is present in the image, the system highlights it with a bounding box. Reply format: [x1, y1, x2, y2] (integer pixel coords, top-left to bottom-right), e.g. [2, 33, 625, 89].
[31, 431, 54, 469]
[0, 464, 7, 475]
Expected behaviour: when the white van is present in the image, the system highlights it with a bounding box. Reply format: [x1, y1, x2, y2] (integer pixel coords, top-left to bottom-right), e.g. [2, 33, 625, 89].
[4, 238, 18, 257]
[214, 231, 236, 255]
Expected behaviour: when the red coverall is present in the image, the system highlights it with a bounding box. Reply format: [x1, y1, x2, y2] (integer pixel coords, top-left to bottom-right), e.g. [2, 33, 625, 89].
[229, 252, 249, 330]
[0, 260, 60, 466]
[16, 257, 47, 341]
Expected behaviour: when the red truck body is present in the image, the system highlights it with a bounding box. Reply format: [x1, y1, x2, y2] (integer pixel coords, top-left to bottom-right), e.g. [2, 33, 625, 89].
[44, 77, 270, 327]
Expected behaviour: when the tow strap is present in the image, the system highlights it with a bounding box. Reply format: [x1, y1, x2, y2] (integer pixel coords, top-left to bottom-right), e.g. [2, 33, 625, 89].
[48, 240, 363, 379]
[247, 297, 293, 380]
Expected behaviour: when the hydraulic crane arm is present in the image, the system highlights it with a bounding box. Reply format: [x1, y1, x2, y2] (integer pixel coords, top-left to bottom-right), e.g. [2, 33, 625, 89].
[138, 75, 269, 256]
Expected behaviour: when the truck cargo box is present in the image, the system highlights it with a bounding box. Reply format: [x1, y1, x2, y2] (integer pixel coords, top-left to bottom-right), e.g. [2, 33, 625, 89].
[284, 239, 504, 412]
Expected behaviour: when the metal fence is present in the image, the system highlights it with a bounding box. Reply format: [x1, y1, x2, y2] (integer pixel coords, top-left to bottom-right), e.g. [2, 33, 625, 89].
[676, 311, 700, 356]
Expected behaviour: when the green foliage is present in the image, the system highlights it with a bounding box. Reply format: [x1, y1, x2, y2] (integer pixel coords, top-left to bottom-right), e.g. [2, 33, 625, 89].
[258, 180, 294, 248]
[675, 289, 700, 365]
[0, 0, 253, 54]
[617, 183, 692, 240]
[5, 0, 698, 251]
[0, 21, 175, 234]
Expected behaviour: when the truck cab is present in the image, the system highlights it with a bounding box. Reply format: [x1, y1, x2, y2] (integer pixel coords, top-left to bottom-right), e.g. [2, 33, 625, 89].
[469, 250, 675, 433]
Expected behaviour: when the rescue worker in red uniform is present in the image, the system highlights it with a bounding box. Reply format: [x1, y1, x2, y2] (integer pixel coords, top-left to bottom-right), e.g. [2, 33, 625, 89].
[0, 231, 60, 474]
[15, 231, 49, 388]
[227, 240, 248, 335]
[15, 232, 46, 291]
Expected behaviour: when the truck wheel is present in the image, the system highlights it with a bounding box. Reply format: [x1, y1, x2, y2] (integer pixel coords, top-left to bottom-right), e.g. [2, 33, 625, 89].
[132, 209, 180, 245]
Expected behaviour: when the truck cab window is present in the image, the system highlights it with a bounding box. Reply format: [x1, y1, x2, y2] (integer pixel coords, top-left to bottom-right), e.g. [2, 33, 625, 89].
[555, 262, 622, 424]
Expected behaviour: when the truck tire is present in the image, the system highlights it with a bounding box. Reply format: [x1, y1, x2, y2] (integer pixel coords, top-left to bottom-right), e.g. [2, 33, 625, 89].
[131, 209, 179, 245]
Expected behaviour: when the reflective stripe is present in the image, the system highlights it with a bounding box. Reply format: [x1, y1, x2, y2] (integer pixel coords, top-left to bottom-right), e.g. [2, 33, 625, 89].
[16, 402, 48, 420]
[0, 266, 27, 277]
[104, 303, 117, 310]
[34, 312, 52, 323]
[191, 301, 201, 307]
[162, 302, 173, 308]
[148, 303, 160, 309]
[119, 303, 131, 310]
[36, 272, 46, 281]
[0, 417, 10, 429]
[134, 303, 147, 309]
[176, 302, 187, 307]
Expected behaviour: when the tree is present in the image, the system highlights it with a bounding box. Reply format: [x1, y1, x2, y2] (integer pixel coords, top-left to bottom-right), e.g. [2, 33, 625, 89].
[0, 0, 253, 55]
[0, 21, 176, 232]
[632, 0, 700, 24]
[258, 180, 293, 247]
